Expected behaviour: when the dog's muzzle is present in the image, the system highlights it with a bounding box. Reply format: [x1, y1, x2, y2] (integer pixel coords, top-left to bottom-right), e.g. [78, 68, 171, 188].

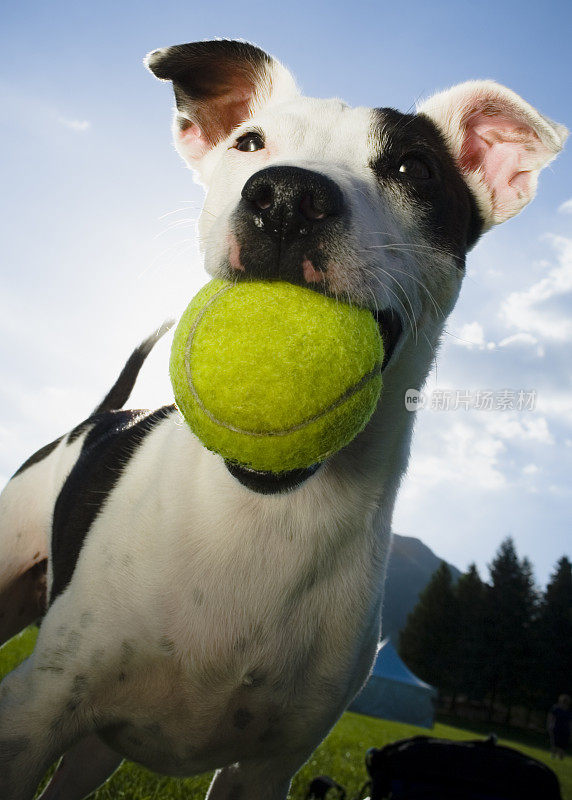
[231, 165, 346, 284]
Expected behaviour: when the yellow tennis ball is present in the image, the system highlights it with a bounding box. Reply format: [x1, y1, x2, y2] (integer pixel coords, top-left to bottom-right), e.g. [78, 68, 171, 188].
[170, 279, 384, 473]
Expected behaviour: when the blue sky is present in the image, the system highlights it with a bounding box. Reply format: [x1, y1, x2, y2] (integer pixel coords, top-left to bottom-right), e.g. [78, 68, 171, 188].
[1, 0, 570, 587]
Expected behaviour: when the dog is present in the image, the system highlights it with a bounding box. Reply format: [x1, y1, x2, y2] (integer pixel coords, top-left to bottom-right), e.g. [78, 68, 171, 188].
[0, 39, 566, 800]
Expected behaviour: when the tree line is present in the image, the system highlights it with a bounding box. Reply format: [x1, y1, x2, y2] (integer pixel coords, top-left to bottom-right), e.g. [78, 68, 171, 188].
[399, 538, 572, 723]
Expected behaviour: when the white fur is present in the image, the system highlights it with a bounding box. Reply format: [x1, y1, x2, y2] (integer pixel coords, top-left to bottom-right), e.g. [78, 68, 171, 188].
[175, 56, 300, 184]
[0, 435, 86, 602]
[0, 45, 566, 800]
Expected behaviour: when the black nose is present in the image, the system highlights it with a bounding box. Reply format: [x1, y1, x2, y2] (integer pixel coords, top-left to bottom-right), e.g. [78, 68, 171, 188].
[240, 166, 344, 240]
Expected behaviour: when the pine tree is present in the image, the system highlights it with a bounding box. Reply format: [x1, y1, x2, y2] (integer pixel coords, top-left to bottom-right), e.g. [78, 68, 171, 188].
[536, 556, 572, 708]
[455, 563, 487, 701]
[399, 562, 458, 693]
[484, 538, 538, 720]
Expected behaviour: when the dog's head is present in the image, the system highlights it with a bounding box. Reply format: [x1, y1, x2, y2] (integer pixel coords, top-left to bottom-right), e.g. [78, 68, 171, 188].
[146, 40, 566, 489]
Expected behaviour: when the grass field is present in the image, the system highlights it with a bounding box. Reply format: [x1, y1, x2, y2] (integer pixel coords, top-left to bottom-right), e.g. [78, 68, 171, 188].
[2, 628, 571, 799]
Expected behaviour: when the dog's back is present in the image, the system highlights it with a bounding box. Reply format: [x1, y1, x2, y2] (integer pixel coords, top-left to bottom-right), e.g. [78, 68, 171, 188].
[0, 322, 172, 647]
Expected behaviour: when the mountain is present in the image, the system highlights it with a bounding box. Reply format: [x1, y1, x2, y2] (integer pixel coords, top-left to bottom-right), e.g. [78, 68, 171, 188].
[382, 534, 462, 643]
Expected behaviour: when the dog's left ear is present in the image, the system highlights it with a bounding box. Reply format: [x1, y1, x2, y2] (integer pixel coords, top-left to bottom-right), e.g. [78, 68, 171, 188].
[418, 81, 567, 228]
[145, 39, 299, 172]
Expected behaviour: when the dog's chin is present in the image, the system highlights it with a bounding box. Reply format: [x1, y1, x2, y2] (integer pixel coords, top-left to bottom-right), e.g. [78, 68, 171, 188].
[225, 461, 321, 494]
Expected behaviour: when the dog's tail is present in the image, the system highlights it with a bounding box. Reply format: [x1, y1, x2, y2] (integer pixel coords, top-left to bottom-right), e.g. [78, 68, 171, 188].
[92, 319, 175, 415]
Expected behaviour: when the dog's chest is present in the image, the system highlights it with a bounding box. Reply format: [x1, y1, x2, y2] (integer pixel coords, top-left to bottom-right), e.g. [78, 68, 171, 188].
[72, 440, 384, 774]
[96, 508, 381, 775]
[99, 584, 367, 775]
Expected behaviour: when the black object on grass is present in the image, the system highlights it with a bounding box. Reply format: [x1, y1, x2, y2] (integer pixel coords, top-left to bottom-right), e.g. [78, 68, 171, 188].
[365, 734, 562, 800]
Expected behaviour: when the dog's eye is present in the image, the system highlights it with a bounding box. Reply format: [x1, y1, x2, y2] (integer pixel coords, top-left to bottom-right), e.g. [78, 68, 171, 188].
[398, 156, 432, 180]
[235, 132, 265, 152]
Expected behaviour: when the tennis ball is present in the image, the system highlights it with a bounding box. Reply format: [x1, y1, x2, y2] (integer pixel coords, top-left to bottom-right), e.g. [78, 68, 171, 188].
[170, 279, 384, 473]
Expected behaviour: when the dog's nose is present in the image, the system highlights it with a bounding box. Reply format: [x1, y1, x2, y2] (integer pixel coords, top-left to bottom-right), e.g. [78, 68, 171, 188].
[241, 166, 344, 240]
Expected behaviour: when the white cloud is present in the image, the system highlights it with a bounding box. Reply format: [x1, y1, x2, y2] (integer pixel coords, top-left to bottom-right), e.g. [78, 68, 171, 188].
[548, 484, 571, 497]
[500, 235, 572, 341]
[58, 117, 91, 132]
[450, 321, 488, 348]
[558, 199, 572, 214]
[485, 414, 554, 445]
[403, 421, 507, 493]
[396, 208, 572, 584]
[460, 322, 485, 347]
[497, 332, 538, 348]
[535, 392, 572, 426]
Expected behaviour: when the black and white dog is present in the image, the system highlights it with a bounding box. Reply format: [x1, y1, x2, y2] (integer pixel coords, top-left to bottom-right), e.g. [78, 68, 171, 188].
[0, 40, 566, 800]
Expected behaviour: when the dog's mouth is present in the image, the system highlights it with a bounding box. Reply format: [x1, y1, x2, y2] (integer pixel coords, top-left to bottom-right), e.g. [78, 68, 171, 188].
[225, 308, 403, 495]
[374, 308, 403, 372]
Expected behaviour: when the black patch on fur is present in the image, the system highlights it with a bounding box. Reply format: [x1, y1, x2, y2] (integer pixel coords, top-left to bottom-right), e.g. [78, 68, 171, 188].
[92, 321, 174, 416]
[50, 405, 176, 604]
[67, 419, 93, 444]
[192, 588, 205, 606]
[228, 785, 244, 800]
[11, 436, 63, 479]
[147, 41, 272, 148]
[225, 461, 320, 494]
[35, 628, 82, 673]
[80, 611, 93, 627]
[35, 663, 64, 673]
[121, 640, 135, 662]
[370, 109, 483, 259]
[143, 721, 162, 738]
[233, 708, 253, 730]
[258, 712, 281, 742]
[243, 670, 266, 688]
[14, 324, 171, 467]
[72, 674, 88, 698]
[159, 636, 176, 655]
[65, 630, 81, 655]
[0, 736, 29, 760]
[146, 40, 270, 84]
[67, 321, 173, 442]
[0, 558, 47, 645]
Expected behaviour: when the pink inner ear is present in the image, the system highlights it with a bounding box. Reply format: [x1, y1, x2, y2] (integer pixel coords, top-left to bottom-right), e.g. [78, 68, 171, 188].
[177, 87, 254, 161]
[459, 111, 552, 218]
[178, 121, 211, 161]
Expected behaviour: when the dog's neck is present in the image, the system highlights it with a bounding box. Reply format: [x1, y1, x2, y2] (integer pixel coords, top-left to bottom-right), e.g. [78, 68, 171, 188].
[331, 317, 442, 496]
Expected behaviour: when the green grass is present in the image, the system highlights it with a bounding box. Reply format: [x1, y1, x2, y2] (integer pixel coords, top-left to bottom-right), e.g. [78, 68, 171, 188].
[2, 629, 571, 799]
[0, 625, 39, 675]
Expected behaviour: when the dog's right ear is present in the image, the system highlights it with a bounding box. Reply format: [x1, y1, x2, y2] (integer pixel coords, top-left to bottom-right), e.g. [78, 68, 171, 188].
[145, 40, 298, 171]
[418, 81, 567, 229]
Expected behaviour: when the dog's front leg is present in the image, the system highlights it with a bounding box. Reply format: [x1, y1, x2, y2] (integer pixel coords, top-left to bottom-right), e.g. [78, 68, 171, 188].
[0, 658, 96, 800]
[35, 734, 122, 800]
[206, 753, 308, 800]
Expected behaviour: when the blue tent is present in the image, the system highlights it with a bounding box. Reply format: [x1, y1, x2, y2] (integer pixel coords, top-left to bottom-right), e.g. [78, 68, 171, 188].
[349, 639, 437, 728]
